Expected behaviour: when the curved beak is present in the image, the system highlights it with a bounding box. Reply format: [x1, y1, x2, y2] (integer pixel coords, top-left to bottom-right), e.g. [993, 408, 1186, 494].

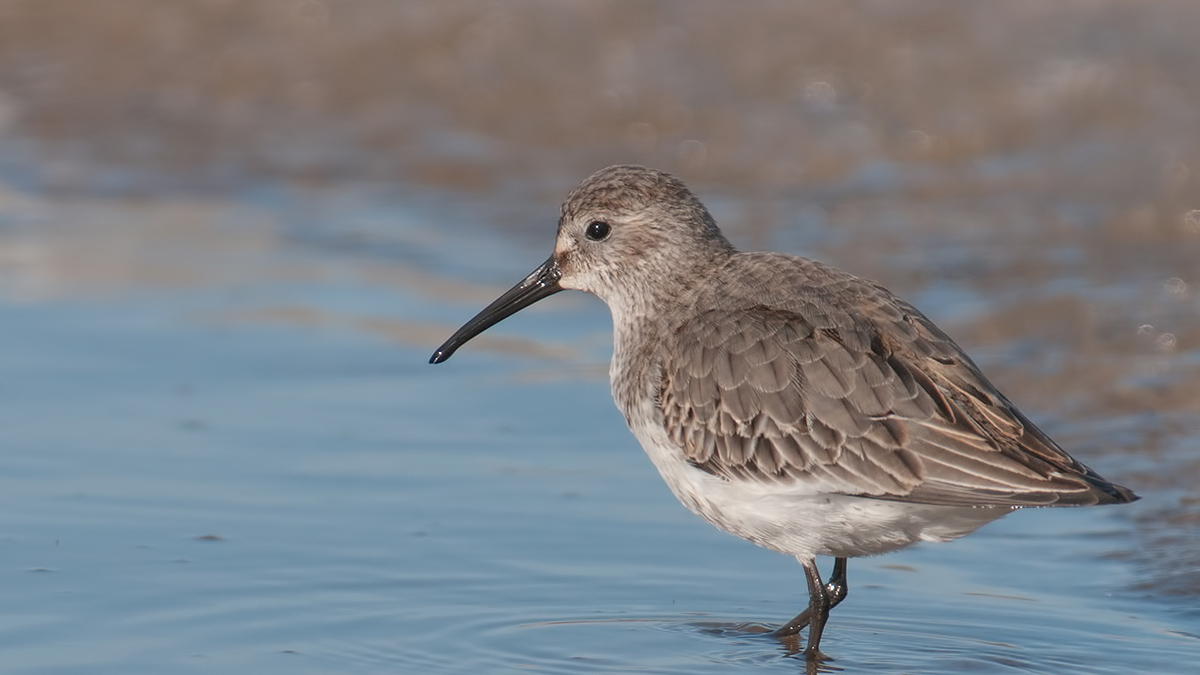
[429, 256, 563, 364]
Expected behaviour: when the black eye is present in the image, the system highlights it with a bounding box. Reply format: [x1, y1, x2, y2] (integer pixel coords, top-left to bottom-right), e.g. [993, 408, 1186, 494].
[585, 220, 611, 241]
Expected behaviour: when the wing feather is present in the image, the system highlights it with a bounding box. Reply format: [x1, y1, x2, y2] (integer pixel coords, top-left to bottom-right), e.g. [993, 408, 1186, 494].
[657, 299, 1126, 507]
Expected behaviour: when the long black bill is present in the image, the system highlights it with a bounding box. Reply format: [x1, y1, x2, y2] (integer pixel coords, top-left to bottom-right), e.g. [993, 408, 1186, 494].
[429, 256, 563, 364]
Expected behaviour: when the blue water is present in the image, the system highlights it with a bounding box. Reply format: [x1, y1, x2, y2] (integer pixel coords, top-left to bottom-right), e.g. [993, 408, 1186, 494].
[0, 190, 1196, 675]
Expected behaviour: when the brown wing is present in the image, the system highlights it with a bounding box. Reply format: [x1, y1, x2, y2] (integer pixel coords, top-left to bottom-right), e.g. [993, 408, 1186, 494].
[656, 302, 1133, 507]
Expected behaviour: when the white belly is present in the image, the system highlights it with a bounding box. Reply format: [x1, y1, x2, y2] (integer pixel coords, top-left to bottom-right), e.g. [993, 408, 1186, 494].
[626, 401, 1014, 559]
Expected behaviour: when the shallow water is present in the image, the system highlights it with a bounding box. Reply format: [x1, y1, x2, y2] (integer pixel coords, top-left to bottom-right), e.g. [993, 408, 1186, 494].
[2, 2, 1200, 673]
[0, 187, 1196, 674]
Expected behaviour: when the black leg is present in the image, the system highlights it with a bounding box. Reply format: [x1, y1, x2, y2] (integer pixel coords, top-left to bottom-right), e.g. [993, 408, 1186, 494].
[826, 557, 848, 606]
[773, 557, 849, 649]
[801, 558, 831, 660]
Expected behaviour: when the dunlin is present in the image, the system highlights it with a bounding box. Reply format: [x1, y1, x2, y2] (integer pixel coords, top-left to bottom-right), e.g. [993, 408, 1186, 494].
[430, 165, 1137, 661]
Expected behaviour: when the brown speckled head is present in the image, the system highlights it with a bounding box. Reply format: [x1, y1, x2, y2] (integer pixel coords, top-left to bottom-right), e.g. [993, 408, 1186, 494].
[561, 165, 720, 233]
[552, 165, 734, 311]
[428, 165, 734, 363]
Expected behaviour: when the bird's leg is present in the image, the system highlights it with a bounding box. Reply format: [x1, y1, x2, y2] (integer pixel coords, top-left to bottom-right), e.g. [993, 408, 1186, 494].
[825, 557, 848, 607]
[773, 557, 848, 642]
[799, 558, 832, 660]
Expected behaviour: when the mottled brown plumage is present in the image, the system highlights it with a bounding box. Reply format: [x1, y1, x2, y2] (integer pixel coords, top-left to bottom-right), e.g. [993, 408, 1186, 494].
[655, 252, 1132, 507]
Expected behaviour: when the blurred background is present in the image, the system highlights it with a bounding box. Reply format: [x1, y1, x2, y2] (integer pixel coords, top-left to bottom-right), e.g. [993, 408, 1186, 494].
[1, 1, 1198, 673]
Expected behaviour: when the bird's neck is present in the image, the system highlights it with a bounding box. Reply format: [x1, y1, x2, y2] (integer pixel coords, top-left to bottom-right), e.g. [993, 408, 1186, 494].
[606, 247, 733, 418]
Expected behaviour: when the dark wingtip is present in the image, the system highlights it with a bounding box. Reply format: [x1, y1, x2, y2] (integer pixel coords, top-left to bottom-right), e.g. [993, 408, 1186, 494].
[1107, 483, 1140, 504]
